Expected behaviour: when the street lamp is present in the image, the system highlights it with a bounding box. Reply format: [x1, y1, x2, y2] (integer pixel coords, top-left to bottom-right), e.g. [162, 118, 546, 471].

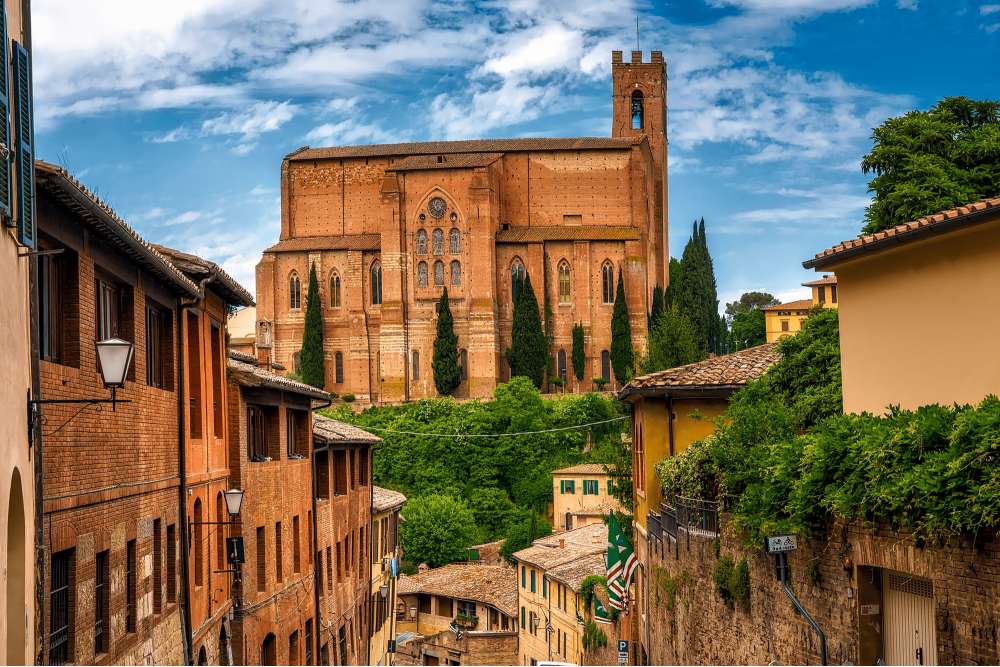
[223, 489, 245, 517]
[409, 606, 417, 619]
[379, 584, 389, 599]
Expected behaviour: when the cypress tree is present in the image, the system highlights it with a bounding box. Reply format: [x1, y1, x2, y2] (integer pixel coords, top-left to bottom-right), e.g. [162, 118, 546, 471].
[571, 323, 585, 383]
[699, 218, 722, 355]
[299, 263, 326, 388]
[649, 284, 664, 333]
[664, 257, 683, 308]
[432, 287, 462, 395]
[505, 272, 546, 388]
[675, 219, 722, 355]
[610, 266, 634, 384]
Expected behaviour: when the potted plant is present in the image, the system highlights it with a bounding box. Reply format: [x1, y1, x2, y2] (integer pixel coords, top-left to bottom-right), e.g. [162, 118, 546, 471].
[456, 614, 479, 628]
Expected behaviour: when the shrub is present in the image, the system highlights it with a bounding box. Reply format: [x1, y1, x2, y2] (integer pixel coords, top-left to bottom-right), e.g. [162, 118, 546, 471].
[582, 620, 608, 651]
[329, 391, 339, 400]
[341, 393, 355, 403]
[579, 575, 607, 611]
[713, 556, 750, 610]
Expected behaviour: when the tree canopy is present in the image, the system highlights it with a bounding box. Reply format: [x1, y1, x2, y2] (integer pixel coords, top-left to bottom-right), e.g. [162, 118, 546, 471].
[433, 287, 462, 395]
[399, 494, 478, 568]
[506, 272, 547, 389]
[862, 96, 1000, 235]
[675, 219, 723, 356]
[299, 263, 326, 388]
[726, 309, 767, 352]
[724, 291, 780, 323]
[500, 509, 553, 565]
[639, 306, 702, 375]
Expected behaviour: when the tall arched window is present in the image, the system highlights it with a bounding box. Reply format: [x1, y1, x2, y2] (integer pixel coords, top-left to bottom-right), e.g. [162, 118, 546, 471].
[194, 499, 203, 586]
[510, 259, 525, 302]
[432, 228, 444, 255]
[449, 228, 460, 254]
[460, 349, 468, 381]
[293, 353, 301, 375]
[416, 229, 428, 255]
[335, 352, 344, 384]
[329, 271, 341, 308]
[417, 261, 428, 287]
[558, 261, 571, 303]
[289, 272, 301, 310]
[602, 262, 615, 304]
[631, 90, 644, 130]
[450, 260, 461, 286]
[412, 350, 420, 381]
[558, 350, 567, 383]
[601, 350, 611, 382]
[433, 260, 444, 287]
[371, 261, 382, 305]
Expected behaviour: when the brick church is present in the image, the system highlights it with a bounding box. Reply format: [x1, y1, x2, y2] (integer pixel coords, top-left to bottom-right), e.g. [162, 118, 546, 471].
[255, 50, 668, 402]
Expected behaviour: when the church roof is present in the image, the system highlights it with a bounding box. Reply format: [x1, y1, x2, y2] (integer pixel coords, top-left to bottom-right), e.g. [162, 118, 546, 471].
[496, 225, 640, 243]
[388, 153, 504, 171]
[264, 234, 381, 254]
[286, 137, 642, 161]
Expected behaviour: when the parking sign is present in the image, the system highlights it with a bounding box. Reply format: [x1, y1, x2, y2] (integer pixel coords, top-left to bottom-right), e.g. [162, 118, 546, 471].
[618, 640, 629, 664]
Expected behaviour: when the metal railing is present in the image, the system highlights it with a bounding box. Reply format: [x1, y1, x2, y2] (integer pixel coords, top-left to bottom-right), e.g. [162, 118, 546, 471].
[660, 503, 677, 540]
[675, 495, 719, 539]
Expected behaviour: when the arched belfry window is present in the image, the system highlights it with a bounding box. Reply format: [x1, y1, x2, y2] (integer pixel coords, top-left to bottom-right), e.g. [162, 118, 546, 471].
[289, 272, 301, 310]
[416, 229, 427, 255]
[558, 261, 571, 303]
[329, 271, 341, 308]
[432, 228, 444, 255]
[371, 261, 382, 305]
[631, 90, 644, 130]
[602, 261, 616, 304]
[449, 228, 460, 254]
[434, 260, 445, 287]
[510, 259, 525, 302]
[417, 261, 428, 287]
[450, 260, 461, 286]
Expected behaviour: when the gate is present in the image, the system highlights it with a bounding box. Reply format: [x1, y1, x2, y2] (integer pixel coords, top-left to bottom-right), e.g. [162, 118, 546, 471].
[884, 570, 936, 666]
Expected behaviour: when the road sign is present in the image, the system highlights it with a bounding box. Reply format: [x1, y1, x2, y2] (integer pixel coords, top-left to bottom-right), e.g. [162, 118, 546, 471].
[226, 537, 245, 564]
[860, 604, 880, 616]
[618, 639, 629, 664]
[765, 534, 798, 553]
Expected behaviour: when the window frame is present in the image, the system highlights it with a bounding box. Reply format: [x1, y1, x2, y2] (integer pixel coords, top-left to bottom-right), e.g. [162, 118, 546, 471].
[289, 272, 301, 310]
[510, 259, 525, 302]
[39, 252, 61, 362]
[450, 259, 461, 286]
[371, 261, 383, 305]
[433, 260, 444, 287]
[601, 262, 615, 305]
[330, 271, 341, 308]
[558, 261, 571, 304]
[449, 227, 461, 254]
[417, 261, 428, 287]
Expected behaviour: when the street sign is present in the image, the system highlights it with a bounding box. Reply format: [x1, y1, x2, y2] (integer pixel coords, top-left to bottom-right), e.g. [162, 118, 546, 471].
[765, 534, 798, 553]
[618, 639, 629, 664]
[226, 537, 245, 564]
[860, 604, 880, 616]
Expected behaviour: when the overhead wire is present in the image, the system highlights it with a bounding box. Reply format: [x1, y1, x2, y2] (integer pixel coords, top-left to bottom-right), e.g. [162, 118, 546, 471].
[348, 415, 629, 439]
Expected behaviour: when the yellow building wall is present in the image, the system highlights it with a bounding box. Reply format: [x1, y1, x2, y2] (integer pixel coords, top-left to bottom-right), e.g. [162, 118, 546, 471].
[765, 310, 807, 343]
[830, 216, 1000, 414]
[552, 472, 611, 530]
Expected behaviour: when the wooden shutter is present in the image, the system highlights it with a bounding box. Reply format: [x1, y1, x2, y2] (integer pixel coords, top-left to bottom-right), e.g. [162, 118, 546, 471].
[0, 1, 10, 220]
[12, 41, 32, 247]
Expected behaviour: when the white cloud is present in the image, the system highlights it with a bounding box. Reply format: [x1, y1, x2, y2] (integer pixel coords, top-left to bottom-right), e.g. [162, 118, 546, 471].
[707, 0, 874, 14]
[775, 286, 811, 302]
[981, 4, 1000, 14]
[201, 101, 296, 140]
[897, 0, 918, 9]
[159, 208, 226, 227]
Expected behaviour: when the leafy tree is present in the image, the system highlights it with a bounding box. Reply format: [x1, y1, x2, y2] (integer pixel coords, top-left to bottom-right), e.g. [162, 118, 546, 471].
[506, 272, 546, 389]
[675, 220, 722, 356]
[727, 309, 767, 352]
[639, 306, 703, 374]
[610, 267, 634, 384]
[299, 263, 326, 388]
[511, 471, 554, 515]
[724, 291, 780, 324]
[432, 287, 462, 395]
[500, 508, 553, 565]
[468, 488, 521, 543]
[664, 257, 683, 309]
[399, 494, 478, 567]
[571, 323, 586, 383]
[862, 97, 1000, 235]
[649, 284, 664, 333]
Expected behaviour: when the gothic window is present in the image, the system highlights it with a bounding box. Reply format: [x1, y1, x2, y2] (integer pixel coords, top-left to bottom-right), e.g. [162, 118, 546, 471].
[631, 90, 644, 130]
[335, 352, 344, 384]
[558, 350, 567, 383]
[289, 272, 301, 310]
[558, 261, 571, 303]
[510, 259, 525, 302]
[460, 349, 468, 381]
[417, 261, 428, 287]
[371, 261, 382, 305]
[294, 353, 301, 375]
[602, 262, 615, 304]
[329, 272, 341, 308]
[412, 350, 419, 381]
[432, 228, 444, 255]
[450, 260, 461, 286]
[416, 229, 427, 255]
[434, 260, 444, 287]
[449, 228, 460, 254]
[601, 350, 611, 382]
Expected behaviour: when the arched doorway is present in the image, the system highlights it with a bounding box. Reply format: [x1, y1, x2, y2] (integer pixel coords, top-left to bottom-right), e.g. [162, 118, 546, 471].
[197, 645, 207, 665]
[261, 633, 277, 666]
[6, 468, 26, 665]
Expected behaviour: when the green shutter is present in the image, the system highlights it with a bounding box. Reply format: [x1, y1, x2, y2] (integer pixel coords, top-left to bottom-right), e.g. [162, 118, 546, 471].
[560, 480, 565, 494]
[530, 570, 535, 592]
[521, 606, 525, 629]
[569, 480, 575, 494]
[543, 578, 547, 598]
[607, 480, 613, 494]
[521, 566, 525, 588]
[11, 41, 32, 247]
[0, 0, 10, 220]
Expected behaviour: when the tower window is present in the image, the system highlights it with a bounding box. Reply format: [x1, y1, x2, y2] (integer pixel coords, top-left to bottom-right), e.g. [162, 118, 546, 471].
[631, 90, 644, 130]
[289, 272, 301, 310]
[417, 261, 428, 287]
[371, 261, 382, 305]
[602, 261, 615, 304]
[510, 259, 525, 302]
[558, 261, 571, 303]
[330, 271, 341, 308]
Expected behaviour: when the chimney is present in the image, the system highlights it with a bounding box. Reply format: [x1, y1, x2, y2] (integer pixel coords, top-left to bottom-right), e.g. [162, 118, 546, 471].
[631, 50, 642, 64]
[418, 563, 428, 573]
[559, 539, 565, 549]
[708, 352, 716, 359]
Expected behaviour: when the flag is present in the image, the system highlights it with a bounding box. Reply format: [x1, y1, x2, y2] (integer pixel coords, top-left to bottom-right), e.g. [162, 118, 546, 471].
[545, 615, 554, 634]
[576, 608, 585, 626]
[607, 512, 639, 590]
[606, 513, 623, 582]
[449, 620, 463, 640]
[593, 593, 613, 625]
[607, 583, 626, 611]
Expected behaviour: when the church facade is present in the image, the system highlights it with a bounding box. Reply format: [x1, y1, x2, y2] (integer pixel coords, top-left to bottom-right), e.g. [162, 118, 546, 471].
[255, 50, 668, 402]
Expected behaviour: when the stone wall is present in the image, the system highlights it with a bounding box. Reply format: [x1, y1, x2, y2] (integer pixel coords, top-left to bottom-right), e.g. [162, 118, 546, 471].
[395, 629, 518, 666]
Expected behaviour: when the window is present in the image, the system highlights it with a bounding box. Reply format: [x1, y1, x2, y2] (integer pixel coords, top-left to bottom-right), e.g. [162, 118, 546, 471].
[154, 518, 163, 613]
[631, 90, 644, 130]
[831, 285, 838, 303]
[167, 524, 177, 603]
[317, 550, 325, 596]
[450, 260, 461, 286]
[417, 261, 428, 287]
[248, 406, 268, 461]
[146, 306, 163, 387]
[521, 606, 525, 630]
[40, 253, 61, 362]
[335, 542, 342, 583]
[211, 321, 223, 436]
[457, 600, 476, 617]
[781, 320, 789, 332]
[566, 480, 575, 494]
[349, 449, 356, 490]
[262, 634, 277, 666]
[530, 569, 536, 592]
[558, 261, 570, 303]
[558, 350, 567, 383]
[607, 480, 614, 494]
[416, 229, 428, 255]
[276, 522, 283, 583]
[602, 262, 615, 304]
[330, 271, 342, 308]
[438, 596, 452, 616]
[50, 549, 72, 665]
[371, 261, 382, 305]
[521, 565, 525, 588]
[187, 312, 202, 438]
[333, 450, 347, 495]
[449, 228, 460, 254]
[601, 350, 611, 382]
[289, 273, 301, 309]
[257, 527, 266, 592]
[360, 447, 368, 486]
[293, 352, 301, 375]
[215, 495, 225, 572]
[510, 259, 525, 302]
[583, 480, 598, 495]
[305, 619, 313, 666]
[338, 625, 348, 666]
[126, 539, 136, 633]
[412, 350, 419, 381]
[432, 228, 444, 255]
[543, 578, 547, 598]
[194, 500, 203, 586]
[95, 549, 108, 656]
[335, 352, 344, 384]
[95, 276, 121, 341]
[289, 631, 299, 665]
[434, 260, 444, 287]
[293, 516, 301, 574]
[460, 349, 468, 381]
[818, 286, 826, 303]
[315, 451, 329, 499]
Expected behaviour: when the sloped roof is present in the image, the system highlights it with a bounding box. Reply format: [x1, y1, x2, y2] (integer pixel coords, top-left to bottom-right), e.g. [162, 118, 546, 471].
[397, 564, 517, 617]
[801, 275, 837, 287]
[388, 153, 504, 171]
[573, 499, 625, 518]
[151, 244, 254, 307]
[373, 486, 407, 512]
[620, 342, 781, 397]
[496, 225, 640, 244]
[546, 553, 607, 593]
[552, 464, 607, 476]
[761, 299, 814, 312]
[264, 234, 381, 254]
[227, 349, 257, 365]
[287, 137, 642, 161]
[227, 359, 332, 402]
[804, 197, 1000, 270]
[312, 413, 382, 444]
[513, 523, 607, 571]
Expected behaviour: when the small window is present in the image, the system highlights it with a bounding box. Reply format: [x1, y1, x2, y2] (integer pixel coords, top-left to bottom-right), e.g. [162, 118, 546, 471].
[434, 260, 444, 287]
[330, 272, 342, 308]
[458, 600, 476, 617]
[167, 524, 177, 603]
[450, 260, 461, 286]
[40, 253, 62, 362]
[831, 284, 838, 304]
[193, 500, 203, 586]
[433, 228, 444, 255]
[335, 352, 344, 384]
[50, 549, 73, 665]
[96, 276, 121, 341]
[293, 352, 301, 376]
[412, 350, 420, 381]
[248, 405, 270, 461]
[289, 273, 301, 309]
[601, 350, 611, 382]
[449, 228, 460, 254]
[781, 320, 789, 332]
[558, 261, 571, 303]
[558, 350, 567, 383]
[315, 451, 329, 499]
[211, 321, 223, 436]
[257, 526, 266, 592]
[510, 259, 525, 302]
[126, 539, 137, 633]
[602, 262, 615, 304]
[95, 549, 109, 656]
[293, 516, 301, 574]
[417, 261, 428, 287]
[460, 349, 468, 381]
[146, 306, 164, 387]
[631, 90, 644, 130]
[371, 261, 383, 305]
[416, 229, 428, 255]
[818, 286, 826, 303]
[276, 522, 283, 583]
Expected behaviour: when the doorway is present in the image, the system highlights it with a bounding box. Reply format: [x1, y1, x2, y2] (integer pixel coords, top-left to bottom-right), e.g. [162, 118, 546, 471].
[6, 468, 26, 665]
[883, 570, 936, 666]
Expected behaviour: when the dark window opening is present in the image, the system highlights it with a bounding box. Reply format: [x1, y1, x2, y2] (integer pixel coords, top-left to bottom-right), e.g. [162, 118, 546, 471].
[510, 260, 525, 302]
[305, 620, 313, 666]
[831, 284, 838, 303]
[330, 272, 342, 308]
[412, 350, 419, 381]
[167, 524, 177, 603]
[126, 539, 136, 633]
[49, 549, 73, 665]
[153, 518, 163, 614]
[818, 286, 826, 303]
[95, 549, 109, 657]
[187, 311, 202, 438]
[335, 351, 344, 384]
[460, 349, 468, 381]
[39, 253, 61, 362]
[211, 322, 224, 436]
[601, 350, 611, 382]
[558, 350, 567, 383]
[289, 273, 301, 309]
[194, 500, 203, 586]
[257, 526, 267, 592]
[602, 262, 615, 304]
[631, 90, 644, 130]
[293, 516, 301, 574]
[371, 261, 383, 305]
[315, 450, 330, 499]
[276, 522, 283, 583]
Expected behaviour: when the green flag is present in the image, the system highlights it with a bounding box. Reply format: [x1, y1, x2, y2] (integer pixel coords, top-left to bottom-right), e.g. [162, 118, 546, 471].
[593, 593, 613, 625]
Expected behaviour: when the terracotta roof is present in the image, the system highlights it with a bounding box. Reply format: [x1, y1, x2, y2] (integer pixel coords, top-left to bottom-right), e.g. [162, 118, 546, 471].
[227, 349, 257, 365]
[34, 161, 201, 299]
[470, 539, 506, 551]
[312, 413, 383, 444]
[397, 575, 419, 595]
[513, 523, 607, 571]
[227, 359, 332, 402]
[287, 137, 642, 161]
[620, 342, 781, 395]
[805, 197, 1000, 270]
[496, 225, 640, 244]
[230, 337, 255, 346]
[151, 244, 255, 307]
[397, 564, 518, 617]
[801, 275, 837, 287]
[573, 499, 625, 518]
[388, 153, 504, 171]
[264, 234, 381, 254]
[552, 464, 607, 476]
[761, 299, 814, 312]
[546, 553, 607, 593]
[373, 486, 407, 512]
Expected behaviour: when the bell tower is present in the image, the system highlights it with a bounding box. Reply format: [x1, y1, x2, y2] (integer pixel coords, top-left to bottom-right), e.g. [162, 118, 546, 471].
[613, 50, 668, 288]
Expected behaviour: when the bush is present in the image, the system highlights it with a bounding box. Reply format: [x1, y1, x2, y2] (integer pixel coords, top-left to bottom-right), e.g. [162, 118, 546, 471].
[399, 495, 478, 568]
[500, 509, 552, 565]
[329, 391, 339, 399]
[593, 378, 608, 389]
[582, 620, 608, 651]
[341, 393, 355, 403]
[579, 575, 607, 611]
[713, 556, 750, 610]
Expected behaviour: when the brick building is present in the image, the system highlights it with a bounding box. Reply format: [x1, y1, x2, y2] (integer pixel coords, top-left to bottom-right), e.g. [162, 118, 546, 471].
[256, 50, 668, 402]
[369, 486, 406, 666]
[311, 413, 380, 664]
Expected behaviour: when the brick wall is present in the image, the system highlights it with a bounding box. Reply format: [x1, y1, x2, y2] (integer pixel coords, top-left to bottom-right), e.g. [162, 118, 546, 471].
[395, 629, 518, 666]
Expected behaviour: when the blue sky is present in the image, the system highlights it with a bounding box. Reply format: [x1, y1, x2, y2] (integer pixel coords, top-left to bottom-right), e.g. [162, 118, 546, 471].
[33, 0, 1000, 309]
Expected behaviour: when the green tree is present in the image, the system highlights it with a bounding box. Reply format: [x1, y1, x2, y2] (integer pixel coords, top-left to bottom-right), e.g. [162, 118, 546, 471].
[500, 508, 553, 565]
[649, 284, 664, 333]
[571, 323, 586, 383]
[399, 494, 478, 567]
[639, 306, 703, 374]
[664, 257, 683, 309]
[506, 272, 546, 388]
[468, 488, 521, 543]
[432, 287, 462, 395]
[610, 267, 634, 384]
[724, 291, 780, 324]
[862, 97, 1000, 235]
[299, 263, 326, 388]
[675, 220, 721, 356]
[727, 309, 767, 351]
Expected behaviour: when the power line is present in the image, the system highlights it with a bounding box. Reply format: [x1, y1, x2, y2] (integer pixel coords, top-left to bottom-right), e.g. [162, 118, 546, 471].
[348, 416, 629, 439]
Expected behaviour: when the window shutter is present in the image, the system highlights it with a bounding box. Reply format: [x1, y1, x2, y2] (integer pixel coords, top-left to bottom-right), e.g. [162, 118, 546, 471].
[11, 41, 32, 247]
[0, 1, 10, 221]
[560, 480, 565, 494]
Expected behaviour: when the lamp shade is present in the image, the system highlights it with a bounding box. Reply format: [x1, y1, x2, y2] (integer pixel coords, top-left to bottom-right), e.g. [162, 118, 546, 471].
[379, 584, 389, 599]
[95, 338, 134, 388]
[409, 606, 417, 619]
[223, 489, 245, 517]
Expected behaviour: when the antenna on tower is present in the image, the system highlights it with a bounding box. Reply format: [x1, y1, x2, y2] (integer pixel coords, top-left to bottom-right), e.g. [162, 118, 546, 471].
[636, 15, 640, 52]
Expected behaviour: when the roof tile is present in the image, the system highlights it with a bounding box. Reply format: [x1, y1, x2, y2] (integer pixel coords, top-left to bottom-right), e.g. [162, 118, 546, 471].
[264, 234, 380, 254]
[388, 153, 504, 171]
[761, 299, 814, 311]
[496, 226, 640, 243]
[227, 358, 332, 402]
[312, 413, 383, 444]
[397, 564, 517, 617]
[288, 137, 641, 161]
[373, 486, 407, 512]
[620, 342, 781, 393]
[551, 464, 607, 475]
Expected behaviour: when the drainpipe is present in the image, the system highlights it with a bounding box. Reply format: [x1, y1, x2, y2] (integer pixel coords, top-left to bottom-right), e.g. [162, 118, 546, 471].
[29, 247, 44, 666]
[178, 302, 193, 665]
